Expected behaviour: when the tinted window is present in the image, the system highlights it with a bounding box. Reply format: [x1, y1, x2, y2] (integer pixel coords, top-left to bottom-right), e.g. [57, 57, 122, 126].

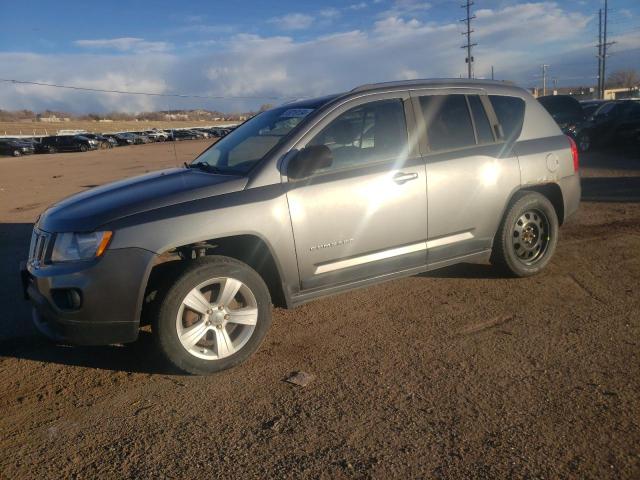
[538, 96, 585, 123]
[308, 99, 407, 172]
[468, 95, 494, 144]
[420, 94, 475, 151]
[193, 103, 324, 174]
[489, 95, 525, 141]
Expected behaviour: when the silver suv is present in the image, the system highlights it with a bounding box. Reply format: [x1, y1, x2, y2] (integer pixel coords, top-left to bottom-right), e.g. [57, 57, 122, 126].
[22, 79, 581, 374]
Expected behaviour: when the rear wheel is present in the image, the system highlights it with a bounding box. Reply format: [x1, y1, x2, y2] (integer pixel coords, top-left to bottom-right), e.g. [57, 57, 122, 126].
[48, 147, 57, 154]
[153, 256, 272, 375]
[491, 192, 559, 277]
[12, 149, 21, 157]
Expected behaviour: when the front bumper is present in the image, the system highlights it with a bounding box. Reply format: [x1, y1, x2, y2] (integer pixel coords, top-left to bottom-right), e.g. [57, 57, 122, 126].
[21, 247, 156, 345]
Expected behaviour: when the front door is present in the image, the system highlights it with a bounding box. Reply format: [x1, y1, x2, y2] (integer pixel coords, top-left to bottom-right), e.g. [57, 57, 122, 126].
[286, 95, 428, 291]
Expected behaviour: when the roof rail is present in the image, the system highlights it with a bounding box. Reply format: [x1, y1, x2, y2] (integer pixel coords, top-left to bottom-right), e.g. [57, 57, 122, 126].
[350, 78, 516, 94]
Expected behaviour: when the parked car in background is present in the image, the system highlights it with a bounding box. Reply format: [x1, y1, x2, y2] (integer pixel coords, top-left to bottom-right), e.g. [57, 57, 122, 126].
[170, 129, 199, 141]
[36, 135, 99, 153]
[112, 133, 143, 145]
[145, 130, 169, 142]
[538, 95, 590, 151]
[580, 100, 640, 149]
[22, 79, 581, 375]
[580, 100, 607, 118]
[0, 138, 36, 156]
[80, 133, 116, 149]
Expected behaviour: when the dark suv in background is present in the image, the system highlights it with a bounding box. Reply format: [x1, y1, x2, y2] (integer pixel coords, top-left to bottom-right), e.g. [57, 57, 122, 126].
[538, 95, 590, 151]
[0, 138, 36, 156]
[36, 135, 99, 153]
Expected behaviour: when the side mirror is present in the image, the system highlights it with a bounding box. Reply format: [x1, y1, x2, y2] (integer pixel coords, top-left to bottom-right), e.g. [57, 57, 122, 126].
[287, 145, 333, 179]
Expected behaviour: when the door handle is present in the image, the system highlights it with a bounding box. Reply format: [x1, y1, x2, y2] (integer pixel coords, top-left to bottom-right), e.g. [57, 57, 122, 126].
[393, 172, 418, 184]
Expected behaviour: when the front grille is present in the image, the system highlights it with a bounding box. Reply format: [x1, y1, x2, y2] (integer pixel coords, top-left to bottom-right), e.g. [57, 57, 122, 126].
[29, 228, 53, 265]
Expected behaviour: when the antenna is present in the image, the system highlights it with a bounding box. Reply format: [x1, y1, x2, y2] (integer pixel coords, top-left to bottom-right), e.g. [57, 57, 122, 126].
[460, 1, 477, 79]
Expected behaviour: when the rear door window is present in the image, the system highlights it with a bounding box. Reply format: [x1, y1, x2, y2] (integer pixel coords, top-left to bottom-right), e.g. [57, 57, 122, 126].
[489, 95, 526, 141]
[467, 95, 494, 144]
[419, 94, 476, 152]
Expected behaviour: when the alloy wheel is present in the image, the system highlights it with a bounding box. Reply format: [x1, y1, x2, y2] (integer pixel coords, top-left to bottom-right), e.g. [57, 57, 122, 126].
[176, 277, 258, 360]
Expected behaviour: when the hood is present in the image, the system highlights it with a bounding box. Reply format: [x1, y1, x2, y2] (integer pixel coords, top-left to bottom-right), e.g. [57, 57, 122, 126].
[38, 167, 247, 232]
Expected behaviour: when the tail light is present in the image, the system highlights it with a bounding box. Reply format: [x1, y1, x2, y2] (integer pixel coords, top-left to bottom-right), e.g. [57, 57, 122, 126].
[567, 135, 579, 172]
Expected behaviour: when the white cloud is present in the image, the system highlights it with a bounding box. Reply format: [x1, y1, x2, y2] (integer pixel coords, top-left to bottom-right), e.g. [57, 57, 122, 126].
[2, 2, 638, 114]
[319, 8, 341, 19]
[74, 37, 171, 53]
[380, 0, 431, 17]
[347, 2, 368, 10]
[268, 13, 314, 30]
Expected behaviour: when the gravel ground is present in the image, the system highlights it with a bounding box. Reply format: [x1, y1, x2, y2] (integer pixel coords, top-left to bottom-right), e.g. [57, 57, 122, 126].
[0, 141, 638, 478]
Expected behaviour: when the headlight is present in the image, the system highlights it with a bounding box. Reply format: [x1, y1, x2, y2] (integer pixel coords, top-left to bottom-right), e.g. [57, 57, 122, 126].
[51, 231, 113, 262]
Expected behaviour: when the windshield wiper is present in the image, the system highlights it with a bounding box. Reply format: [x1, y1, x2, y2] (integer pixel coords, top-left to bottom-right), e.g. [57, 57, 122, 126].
[186, 162, 233, 175]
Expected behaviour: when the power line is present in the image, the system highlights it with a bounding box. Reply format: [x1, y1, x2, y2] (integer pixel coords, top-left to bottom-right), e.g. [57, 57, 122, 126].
[0, 78, 290, 101]
[460, 1, 477, 79]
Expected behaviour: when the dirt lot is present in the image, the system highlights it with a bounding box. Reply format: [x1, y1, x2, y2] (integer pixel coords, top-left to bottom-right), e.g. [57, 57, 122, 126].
[0, 120, 234, 136]
[0, 142, 639, 478]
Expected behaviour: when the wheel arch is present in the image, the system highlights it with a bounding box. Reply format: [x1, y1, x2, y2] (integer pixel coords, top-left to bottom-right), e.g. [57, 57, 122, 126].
[520, 182, 565, 225]
[141, 234, 290, 326]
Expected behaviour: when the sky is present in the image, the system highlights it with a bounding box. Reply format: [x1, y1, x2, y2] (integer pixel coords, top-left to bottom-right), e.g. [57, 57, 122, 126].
[0, 0, 638, 114]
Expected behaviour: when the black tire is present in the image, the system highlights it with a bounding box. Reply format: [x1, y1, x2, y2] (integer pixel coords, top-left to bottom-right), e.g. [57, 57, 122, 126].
[48, 147, 57, 154]
[153, 256, 272, 375]
[491, 192, 559, 277]
[12, 149, 21, 157]
[79, 144, 88, 152]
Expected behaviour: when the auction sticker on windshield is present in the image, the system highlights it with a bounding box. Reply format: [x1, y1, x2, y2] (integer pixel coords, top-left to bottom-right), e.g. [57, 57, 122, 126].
[280, 108, 314, 118]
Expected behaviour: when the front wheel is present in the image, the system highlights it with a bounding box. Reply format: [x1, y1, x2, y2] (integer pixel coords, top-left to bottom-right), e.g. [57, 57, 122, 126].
[491, 192, 559, 277]
[12, 149, 21, 157]
[153, 256, 272, 375]
[79, 144, 88, 152]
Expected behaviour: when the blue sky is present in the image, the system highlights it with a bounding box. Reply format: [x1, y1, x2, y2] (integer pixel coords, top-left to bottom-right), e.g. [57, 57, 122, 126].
[0, 0, 638, 113]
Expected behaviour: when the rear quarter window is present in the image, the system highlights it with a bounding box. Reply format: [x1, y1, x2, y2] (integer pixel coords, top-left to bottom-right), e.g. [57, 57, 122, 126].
[489, 95, 526, 142]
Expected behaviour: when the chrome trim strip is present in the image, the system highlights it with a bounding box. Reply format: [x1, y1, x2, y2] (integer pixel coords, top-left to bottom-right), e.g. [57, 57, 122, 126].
[314, 242, 426, 275]
[426, 231, 474, 249]
[313, 231, 475, 275]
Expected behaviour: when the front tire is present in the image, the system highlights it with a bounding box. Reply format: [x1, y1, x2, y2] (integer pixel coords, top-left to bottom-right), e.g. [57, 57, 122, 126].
[491, 192, 559, 277]
[12, 149, 21, 157]
[79, 144, 88, 152]
[153, 256, 272, 375]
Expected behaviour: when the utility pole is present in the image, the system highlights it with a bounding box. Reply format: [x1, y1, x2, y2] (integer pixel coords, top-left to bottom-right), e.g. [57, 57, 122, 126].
[542, 64, 549, 96]
[491, 65, 494, 80]
[460, 1, 477, 79]
[597, 8, 603, 98]
[601, 0, 610, 98]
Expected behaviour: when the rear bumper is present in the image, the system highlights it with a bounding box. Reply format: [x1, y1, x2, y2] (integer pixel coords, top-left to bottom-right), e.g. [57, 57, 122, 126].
[21, 247, 155, 345]
[560, 174, 581, 222]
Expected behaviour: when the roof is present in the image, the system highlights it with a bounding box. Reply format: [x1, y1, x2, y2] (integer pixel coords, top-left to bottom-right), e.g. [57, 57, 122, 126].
[350, 78, 516, 94]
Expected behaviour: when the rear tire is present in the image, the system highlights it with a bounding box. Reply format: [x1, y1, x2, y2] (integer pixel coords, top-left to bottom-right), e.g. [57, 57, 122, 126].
[153, 256, 272, 375]
[12, 149, 21, 157]
[491, 192, 559, 277]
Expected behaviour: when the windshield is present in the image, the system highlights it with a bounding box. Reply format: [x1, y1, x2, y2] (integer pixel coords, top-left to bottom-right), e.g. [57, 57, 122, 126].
[191, 106, 315, 174]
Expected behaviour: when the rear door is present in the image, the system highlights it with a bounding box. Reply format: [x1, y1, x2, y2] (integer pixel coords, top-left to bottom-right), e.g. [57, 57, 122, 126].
[411, 90, 521, 265]
[285, 93, 428, 290]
